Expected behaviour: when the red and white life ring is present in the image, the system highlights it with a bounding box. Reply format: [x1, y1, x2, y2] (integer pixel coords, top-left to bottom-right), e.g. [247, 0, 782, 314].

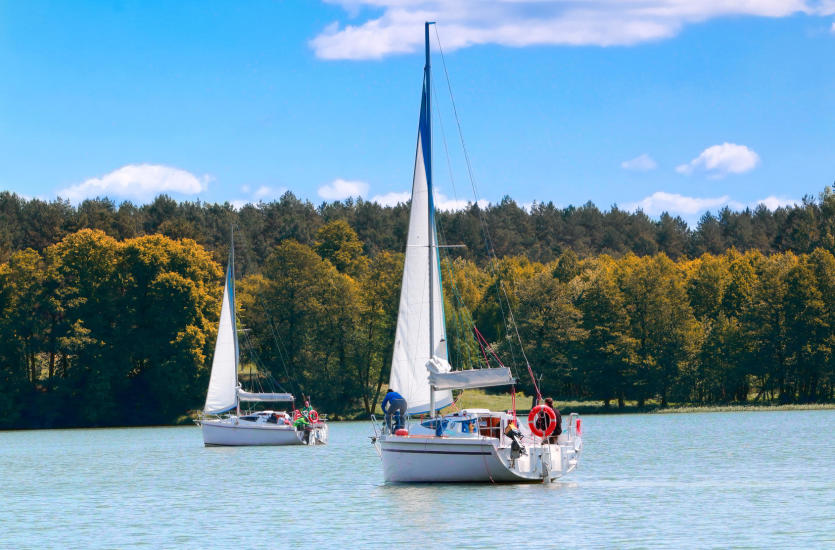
[308, 410, 319, 423]
[528, 405, 557, 438]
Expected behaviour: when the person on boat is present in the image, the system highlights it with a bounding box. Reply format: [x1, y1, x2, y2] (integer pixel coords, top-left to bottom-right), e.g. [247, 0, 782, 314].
[301, 398, 314, 421]
[542, 397, 562, 444]
[381, 389, 407, 431]
[293, 412, 311, 443]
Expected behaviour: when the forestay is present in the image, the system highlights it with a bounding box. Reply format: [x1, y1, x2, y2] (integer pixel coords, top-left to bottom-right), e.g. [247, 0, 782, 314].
[203, 262, 239, 415]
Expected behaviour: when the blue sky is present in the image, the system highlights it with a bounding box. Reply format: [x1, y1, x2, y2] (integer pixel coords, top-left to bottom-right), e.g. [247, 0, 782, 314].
[1, 0, 833, 226]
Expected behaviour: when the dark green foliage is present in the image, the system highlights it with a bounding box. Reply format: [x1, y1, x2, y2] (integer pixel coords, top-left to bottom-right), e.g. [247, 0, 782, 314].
[2, 187, 835, 428]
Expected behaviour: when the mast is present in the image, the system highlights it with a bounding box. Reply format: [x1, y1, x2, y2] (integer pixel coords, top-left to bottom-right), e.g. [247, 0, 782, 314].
[425, 21, 437, 417]
[425, 21, 434, 358]
[231, 225, 241, 416]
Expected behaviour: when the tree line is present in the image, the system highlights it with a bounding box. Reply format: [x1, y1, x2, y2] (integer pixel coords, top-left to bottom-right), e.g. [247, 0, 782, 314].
[1, 216, 833, 429]
[4, 186, 835, 270]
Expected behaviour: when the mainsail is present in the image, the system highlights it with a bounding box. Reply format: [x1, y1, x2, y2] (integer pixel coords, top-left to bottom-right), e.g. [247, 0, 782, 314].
[203, 257, 239, 415]
[389, 53, 453, 414]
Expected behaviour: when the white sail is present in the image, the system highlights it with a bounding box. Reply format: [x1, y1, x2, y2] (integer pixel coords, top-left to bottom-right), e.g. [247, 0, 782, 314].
[203, 263, 239, 414]
[390, 94, 453, 414]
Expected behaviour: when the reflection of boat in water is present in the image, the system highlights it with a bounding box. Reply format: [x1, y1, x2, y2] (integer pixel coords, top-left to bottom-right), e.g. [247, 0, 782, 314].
[195, 233, 327, 447]
[370, 23, 581, 482]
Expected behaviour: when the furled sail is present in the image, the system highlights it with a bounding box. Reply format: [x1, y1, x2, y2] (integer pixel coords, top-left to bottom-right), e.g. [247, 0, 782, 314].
[203, 261, 239, 414]
[428, 366, 515, 391]
[389, 76, 453, 414]
[237, 391, 295, 402]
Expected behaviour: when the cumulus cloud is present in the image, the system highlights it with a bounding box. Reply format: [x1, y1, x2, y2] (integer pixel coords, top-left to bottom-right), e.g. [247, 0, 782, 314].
[230, 184, 288, 209]
[371, 191, 411, 206]
[621, 153, 658, 172]
[676, 143, 760, 178]
[754, 195, 799, 210]
[311, 1, 834, 59]
[624, 191, 741, 217]
[318, 178, 370, 200]
[371, 190, 487, 211]
[625, 191, 799, 225]
[59, 164, 210, 203]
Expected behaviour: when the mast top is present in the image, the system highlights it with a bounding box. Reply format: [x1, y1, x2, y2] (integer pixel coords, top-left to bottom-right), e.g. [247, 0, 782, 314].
[425, 22, 434, 70]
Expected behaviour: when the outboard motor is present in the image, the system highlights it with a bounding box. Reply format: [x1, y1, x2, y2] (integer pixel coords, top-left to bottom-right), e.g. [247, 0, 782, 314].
[504, 422, 527, 458]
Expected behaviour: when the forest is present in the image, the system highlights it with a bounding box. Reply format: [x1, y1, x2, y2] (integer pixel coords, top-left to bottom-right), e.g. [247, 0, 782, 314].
[1, 188, 835, 428]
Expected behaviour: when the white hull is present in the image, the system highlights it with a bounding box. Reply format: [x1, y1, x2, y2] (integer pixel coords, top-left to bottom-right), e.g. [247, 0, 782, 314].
[380, 434, 579, 483]
[199, 418, 328, 446]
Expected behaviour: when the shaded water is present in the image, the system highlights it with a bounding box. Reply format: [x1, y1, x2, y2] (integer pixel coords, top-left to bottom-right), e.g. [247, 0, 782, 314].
[2, 410, 833, 548]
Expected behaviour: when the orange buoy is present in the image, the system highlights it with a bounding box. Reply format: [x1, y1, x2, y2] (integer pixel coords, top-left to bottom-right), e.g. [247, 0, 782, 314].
[528, 405, 557, 438]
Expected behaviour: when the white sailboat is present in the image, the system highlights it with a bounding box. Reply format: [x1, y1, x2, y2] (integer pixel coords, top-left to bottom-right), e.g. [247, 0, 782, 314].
[196, 234, 328, 446]
[371, 23, 582, 482]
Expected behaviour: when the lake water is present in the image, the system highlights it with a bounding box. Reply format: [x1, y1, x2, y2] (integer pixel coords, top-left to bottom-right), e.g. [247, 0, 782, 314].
[2, 410, 833, 548]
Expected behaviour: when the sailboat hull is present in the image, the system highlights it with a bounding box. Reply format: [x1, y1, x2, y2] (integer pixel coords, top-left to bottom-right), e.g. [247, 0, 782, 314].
[380, 435, 578, 483]
[199, 419, 327, 446]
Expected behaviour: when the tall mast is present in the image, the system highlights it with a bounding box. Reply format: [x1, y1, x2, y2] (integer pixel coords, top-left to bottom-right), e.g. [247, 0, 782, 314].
[231, 224, 240, 415]
[425, 21, 434, 359]
[425, 21, 437, 416]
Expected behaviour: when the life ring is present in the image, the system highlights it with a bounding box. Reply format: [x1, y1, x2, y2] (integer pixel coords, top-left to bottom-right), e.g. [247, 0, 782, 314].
[528, 405, 557, 438]
[293, 409, 301, 421]
[308, 410, 319, 423]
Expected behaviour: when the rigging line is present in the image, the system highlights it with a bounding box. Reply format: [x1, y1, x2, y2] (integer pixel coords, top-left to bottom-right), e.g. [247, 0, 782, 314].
[432, 42, 510, 376]
[431, 63, 482, 371]
[259, 296, 304, 399]
[433, 25, 524, 378]
[233, 223, 298, 398]
[435, 25, 532, 384]
[430, 67, 468, 370]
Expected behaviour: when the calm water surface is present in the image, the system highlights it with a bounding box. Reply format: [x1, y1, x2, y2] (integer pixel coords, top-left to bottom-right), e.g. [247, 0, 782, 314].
[2, 410, 833, 549]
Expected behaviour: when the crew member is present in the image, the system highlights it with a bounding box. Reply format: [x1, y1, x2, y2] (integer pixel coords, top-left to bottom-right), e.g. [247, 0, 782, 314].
[381, 389, 407, 431]
[543, 397, 562, 444]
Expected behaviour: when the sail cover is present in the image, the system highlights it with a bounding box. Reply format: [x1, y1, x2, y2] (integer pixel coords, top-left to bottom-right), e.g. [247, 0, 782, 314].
[203, 262, 239, 414]
[389, 79, 453, 414]
[237, 391, 295, 402]
[428, 367, 515, 391]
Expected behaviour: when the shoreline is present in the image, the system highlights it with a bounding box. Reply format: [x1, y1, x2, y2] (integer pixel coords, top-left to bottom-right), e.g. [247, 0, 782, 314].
[2, 403, 833, 432]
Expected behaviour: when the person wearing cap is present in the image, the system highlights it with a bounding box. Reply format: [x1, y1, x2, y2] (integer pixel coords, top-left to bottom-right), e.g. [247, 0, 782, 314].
[381, 389, 407, 431]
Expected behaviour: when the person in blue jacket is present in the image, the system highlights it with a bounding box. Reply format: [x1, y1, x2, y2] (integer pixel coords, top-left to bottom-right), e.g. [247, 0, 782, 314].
[381, 389, 407, 431]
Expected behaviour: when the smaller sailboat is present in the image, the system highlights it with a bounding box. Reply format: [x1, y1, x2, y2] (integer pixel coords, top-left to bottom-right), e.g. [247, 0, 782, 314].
[196, 233, 328, 446]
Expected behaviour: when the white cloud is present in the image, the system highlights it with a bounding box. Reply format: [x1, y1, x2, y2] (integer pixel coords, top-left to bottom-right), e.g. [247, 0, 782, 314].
[371, 191, 411, 206]
[754, 195, 799, 210]
[621, 153, 658, 172]
[317, 178, 370, 200]
[230, 185, 288, 209]
[831, 21, 835, 33]
[311, 1, 834, 59]
[624, 191, 741, 216]
[59, 164, 210, 203]
[371, 189, 487, 211]
[676, 143, 760, 178]
[625, 191, 800, 226]
[435, 195, 489, 211]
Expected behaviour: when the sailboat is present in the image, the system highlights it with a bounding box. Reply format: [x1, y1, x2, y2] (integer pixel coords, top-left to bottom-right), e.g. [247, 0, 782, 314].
[371, 23, 582, 482]
[196, 233, 328, 446]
